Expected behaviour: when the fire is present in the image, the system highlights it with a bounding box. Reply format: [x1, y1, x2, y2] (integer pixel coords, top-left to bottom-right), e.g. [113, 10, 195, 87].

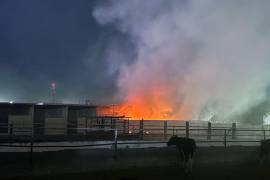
[117, 93, 174, 120]
[98, 86, 192, 120]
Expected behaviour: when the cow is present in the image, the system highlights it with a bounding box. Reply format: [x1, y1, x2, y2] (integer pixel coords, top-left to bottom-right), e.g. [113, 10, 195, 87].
[167, 136, 196, 173]
[260, 139, 270, 164]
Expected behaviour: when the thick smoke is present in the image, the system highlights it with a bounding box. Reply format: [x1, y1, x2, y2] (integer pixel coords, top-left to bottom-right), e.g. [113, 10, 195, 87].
[93, 0, 270, 123]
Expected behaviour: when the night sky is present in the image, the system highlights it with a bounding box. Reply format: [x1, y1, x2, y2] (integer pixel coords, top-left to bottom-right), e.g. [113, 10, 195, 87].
[2, 0, 270, 123]
[0, 0, 135, 104]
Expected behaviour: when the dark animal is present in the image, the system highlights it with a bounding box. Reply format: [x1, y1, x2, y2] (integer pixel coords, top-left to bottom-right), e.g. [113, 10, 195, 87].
[260, 139, 270, 164]
[167, 136, 196, 172]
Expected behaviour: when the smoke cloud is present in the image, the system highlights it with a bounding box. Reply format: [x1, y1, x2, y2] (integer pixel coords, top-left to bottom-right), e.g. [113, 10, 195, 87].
[93, 0, 270, 123]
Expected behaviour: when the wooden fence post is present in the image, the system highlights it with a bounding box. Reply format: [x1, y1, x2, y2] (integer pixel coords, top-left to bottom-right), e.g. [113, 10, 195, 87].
[164, 121, 167, 140]
[110, 118, 116, 130]
[127, 120, 130, 134]
[232, 123, 236, 139]
[101, 118, 105, 129]
[9, 123, 13, 141]
[224, 129, 227, 148]
[123, 120, 127, 134]
[85, 118, 87, 135]
[139, 119, 144, 140]
[207, 122, 212, 140]
[186, 121, 190, 138]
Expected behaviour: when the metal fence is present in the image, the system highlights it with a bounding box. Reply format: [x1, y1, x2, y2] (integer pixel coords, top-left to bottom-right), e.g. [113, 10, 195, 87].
[1, 120, 270, 141]
[1, 120, 270, 165]
[1, 120, 270, 147]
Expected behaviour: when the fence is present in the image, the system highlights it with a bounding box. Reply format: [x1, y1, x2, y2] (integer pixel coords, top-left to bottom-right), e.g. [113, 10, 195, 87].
[1, 120, 270, 164]
[1, 120, 270, 142]
[1, 120, 270, 146]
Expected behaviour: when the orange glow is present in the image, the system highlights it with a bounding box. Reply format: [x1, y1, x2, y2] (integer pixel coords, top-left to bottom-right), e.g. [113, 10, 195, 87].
[98, 86, 193, 120]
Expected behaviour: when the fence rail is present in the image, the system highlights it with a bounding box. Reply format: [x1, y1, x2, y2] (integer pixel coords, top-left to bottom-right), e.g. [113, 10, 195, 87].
[1, 120, 270, 165]
[1, 120, 270, 137]
[1, 120, 270, 149]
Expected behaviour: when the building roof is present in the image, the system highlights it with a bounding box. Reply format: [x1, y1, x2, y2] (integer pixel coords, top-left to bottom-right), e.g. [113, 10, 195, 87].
[0, 102, 101, 108]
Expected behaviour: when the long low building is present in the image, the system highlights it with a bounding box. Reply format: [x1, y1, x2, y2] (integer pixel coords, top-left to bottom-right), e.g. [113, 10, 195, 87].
[0, 102, 118, 136]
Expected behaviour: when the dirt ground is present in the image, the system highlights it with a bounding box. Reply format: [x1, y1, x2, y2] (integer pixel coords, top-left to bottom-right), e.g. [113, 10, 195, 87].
[1, 146, 268, 179]
[3, 163, 270, 180]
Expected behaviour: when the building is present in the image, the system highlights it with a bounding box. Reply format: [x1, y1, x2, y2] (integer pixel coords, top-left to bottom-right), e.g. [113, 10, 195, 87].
[0, 102, 99, 136]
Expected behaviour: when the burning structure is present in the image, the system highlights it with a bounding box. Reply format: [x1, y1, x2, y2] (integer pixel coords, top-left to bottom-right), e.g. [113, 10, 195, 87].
[93, 0, 270, 124]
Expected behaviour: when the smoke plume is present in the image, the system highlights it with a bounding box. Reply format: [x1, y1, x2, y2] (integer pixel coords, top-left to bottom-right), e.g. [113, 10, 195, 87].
[93, 0, 270, 123]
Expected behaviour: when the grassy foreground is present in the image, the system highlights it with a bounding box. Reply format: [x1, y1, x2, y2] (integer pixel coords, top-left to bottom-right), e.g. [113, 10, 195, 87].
[3, 162, 270, 180]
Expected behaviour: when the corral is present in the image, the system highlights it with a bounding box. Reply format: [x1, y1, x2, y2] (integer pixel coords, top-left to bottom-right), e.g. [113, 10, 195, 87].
[1, 103, 270, 179]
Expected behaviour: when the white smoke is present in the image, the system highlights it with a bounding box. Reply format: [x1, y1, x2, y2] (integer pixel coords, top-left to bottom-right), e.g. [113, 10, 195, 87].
[93, 0, 270, 122]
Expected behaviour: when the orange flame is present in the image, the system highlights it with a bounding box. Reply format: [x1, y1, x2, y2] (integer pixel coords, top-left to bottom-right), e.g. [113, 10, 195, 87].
[98, 86, 192, 120]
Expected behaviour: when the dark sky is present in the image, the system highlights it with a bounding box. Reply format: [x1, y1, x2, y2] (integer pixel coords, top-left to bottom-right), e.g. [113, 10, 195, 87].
[0, 0, 135, 103]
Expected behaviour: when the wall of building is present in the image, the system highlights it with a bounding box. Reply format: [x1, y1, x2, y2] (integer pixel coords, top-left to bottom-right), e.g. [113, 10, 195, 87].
[44, 118, 67, 135]
[0, 103, 98, 136]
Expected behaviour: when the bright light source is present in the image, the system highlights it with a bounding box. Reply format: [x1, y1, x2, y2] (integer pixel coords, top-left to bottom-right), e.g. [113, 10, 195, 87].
[51, 82, 56, 89]
[37, 102, 44, 105]
[128, 130, 132, 134]
[145, 131, 150, 134]
[9, 101, 14, 104]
